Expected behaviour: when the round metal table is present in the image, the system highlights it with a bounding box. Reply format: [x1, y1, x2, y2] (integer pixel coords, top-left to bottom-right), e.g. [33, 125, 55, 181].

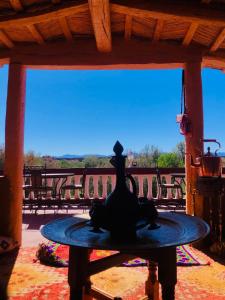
[41, 212, 209, 300]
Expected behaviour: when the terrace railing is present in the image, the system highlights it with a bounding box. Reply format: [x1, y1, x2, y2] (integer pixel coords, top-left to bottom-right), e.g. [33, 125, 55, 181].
[22, 167, 188, 201]
[20, 166, 225, 202]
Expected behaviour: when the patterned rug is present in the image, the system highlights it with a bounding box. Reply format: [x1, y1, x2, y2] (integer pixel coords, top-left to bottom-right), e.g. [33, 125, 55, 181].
[35, 241, 210, 267]
[1, 245, 225, 300]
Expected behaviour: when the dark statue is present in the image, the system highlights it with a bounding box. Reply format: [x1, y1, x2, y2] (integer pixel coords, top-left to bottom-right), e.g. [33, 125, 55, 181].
[89, 141, 158, 241]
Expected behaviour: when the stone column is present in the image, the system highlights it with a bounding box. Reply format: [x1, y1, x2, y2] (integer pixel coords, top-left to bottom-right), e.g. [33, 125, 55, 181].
[184, 61, 204, 217]
[0, 63, 26, 245]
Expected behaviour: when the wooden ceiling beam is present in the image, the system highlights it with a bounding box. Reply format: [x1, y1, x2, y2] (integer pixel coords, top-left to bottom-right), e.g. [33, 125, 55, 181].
[124, 15, 132, 40]
[0, 37, 203, 67]
[152, 19, 164, 42]
[111, 1, 225, 28]
[27, 24, 45, 44]
[182, 22, 198, 46]
[0, 1, 88, 29]
[0, 30, 14, 48]
[88, 0, 112, 52]
[9, 0, 23, 12]
[58, 16, 73, 41]
[210, 28, 225, 52]
[0, 38, 223, 72]
[52, 0, 61, 3]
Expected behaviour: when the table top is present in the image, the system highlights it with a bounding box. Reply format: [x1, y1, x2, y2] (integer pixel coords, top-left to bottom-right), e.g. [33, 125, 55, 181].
[41, 212, 209, 251]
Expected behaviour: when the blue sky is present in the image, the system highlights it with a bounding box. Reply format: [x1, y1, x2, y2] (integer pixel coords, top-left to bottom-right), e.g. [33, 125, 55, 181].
[0, 66, 225, 156]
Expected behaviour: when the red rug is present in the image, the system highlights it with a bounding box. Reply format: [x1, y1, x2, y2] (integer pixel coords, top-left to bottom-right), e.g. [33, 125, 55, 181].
[35, 241, 210, 267]
[1, 245, 225, 299]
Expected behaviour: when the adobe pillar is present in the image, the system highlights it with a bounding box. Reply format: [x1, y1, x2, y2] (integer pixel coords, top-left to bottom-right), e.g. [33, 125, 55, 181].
[184, 61, 204, 217]
[1, 63, 26, 245]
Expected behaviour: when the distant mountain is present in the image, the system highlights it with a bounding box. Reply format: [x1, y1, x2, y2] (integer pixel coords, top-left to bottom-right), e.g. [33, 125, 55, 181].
[53, 154, 110, 160]
[51, 152, 225, 160]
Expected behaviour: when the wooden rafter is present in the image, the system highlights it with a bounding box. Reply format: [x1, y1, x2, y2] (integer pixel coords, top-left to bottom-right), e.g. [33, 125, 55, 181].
[58, 16, 73, 41]
[153, 19, 163, 42]
[52, 0, 61, 3]
[182, 23, 198, 46]
[88, 0, 112, 52]
[9, 0, 23, 12]
[0, 1, 88, 29]
[111, 1, 225, 27]
[210, 28, 225, 52]
[124, 15, 132, 40]
[27, 24, 45, 44]
[0, 30, 14, 48]
[0, 0, 224, 31]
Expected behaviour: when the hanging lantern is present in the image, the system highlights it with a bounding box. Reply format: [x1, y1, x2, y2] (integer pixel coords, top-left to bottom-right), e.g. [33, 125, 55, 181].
[176, 113, 192, 136]
[176, 70, 192, 136]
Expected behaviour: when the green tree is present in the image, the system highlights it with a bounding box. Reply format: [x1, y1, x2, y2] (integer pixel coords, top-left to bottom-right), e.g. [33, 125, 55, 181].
[59, 159, 84, 168]
[174, 141, 185, 164]
[157, 152, 183, 168]
[70, 160, 85, 168]
[136, 145, 161, 167]
[42, 156, 61, 168]
[24, 150, 43, 166]
[83, 156, 100, 168]
[97, 157, 111, 167]
[59, 160, 75, 168]
[151, 145, 161, 166]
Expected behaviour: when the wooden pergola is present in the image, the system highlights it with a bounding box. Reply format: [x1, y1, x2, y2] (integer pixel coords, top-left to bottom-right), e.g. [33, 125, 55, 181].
[0, 0, 225, 245]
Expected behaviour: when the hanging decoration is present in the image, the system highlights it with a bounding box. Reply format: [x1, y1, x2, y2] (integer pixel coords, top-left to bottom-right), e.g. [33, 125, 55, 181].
[176, 70, 192, 136]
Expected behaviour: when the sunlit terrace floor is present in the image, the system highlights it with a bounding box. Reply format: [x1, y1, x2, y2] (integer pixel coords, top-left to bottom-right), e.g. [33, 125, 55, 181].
[22, 208, 89, 247]
[1, 209, 225, 300]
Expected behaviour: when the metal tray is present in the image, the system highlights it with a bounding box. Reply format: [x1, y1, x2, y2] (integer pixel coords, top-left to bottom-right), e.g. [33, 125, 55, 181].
[41, 212, 210, 251]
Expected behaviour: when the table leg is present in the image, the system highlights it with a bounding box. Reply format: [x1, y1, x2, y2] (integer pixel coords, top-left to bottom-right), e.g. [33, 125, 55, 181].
[158, 247, 176, 300]
[145, 260, 159, 300]
[68, 246, 90, 300]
